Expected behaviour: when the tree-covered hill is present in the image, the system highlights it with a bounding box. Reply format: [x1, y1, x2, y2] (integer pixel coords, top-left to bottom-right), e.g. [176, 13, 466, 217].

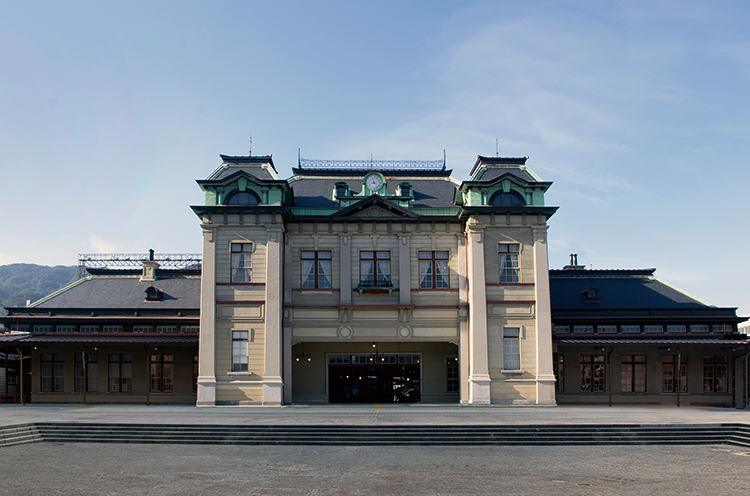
[0, 264, 78, 310]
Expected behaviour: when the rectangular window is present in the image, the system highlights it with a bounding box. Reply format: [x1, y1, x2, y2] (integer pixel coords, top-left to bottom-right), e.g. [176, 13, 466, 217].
[41, 353, 64, 392]
[573, 325, 594, 334]
[703, 355, 728, 393]
[690, 324, 709, 334]
[133, 325, 153, 333]
[301, 251, 332, 289]
[80, 325, 99, 333]
[56, 325, 76, 333]
[621, 355, 646, 393]
[360, 251, 391, 287]
[446, 357, 459, 393]
[499, 244, 520, 283]
[182, 326, 200, 333]
[103, 325, 123, 333]
[108, 353, 133, 393]
[34, 325, 52, 333]
[503, 328, 520, 370]
[644, 325, 663, 333]
[156, 326, 177, 333]
[580, 354, 605, 392]
[75, 352, 98, 392]
[150, 354, 174, 393]
[232, 331, 249, 372]
[597, 325, 617, 334]
[662, 355, 687, 393]
[553, 326, 569, 334]
[712, 324, 728, 334]
[418, 251, 450, 289]
[621, 325, 640, 333]
[666, 325, 686, 333]
[231, 243, 253, 282]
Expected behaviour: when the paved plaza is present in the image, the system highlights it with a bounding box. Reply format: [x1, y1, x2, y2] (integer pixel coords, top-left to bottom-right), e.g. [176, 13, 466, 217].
[1, 404, 750, 495]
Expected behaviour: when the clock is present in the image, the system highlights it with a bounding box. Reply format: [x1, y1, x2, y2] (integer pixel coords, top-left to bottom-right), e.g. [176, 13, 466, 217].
[365, 173, 384, 192]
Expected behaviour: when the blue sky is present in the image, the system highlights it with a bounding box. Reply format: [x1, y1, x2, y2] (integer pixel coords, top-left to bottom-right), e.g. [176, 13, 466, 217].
[2, 1, 749, 316]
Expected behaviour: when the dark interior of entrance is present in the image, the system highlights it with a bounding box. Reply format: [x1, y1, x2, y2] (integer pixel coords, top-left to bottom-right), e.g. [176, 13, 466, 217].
[329, 364, 420, 403]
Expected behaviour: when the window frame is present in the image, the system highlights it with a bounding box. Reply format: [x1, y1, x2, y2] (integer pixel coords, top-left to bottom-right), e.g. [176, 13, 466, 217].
[232, 330, 249, 372]
[108, 353, 133, 393]
[418, 251, 450, 289]
[359, 251, 391, 287]
[40, 353, 64, 392]
[580, 354, 606, 393]
[502, 328, 521, 371]
[445, 356, 459, 393]
[498, 244, 520, 283]
[662, 355, 687, 393]
[621, 354, 647, 393]
[75, 352, 98, 393]
[150, 354, 174, 393]
[301, 251, 333, 289]
[702, 355, 728, 393]
[231, 243, 253, 283]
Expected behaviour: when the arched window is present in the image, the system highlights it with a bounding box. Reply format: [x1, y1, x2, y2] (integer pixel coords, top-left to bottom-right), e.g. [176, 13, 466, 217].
[225, 190, 260, 206]
[490, 191, 525, 206]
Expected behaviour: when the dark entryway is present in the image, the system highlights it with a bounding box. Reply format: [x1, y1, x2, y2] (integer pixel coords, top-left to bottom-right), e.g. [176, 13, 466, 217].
[329, 364, 420, 403]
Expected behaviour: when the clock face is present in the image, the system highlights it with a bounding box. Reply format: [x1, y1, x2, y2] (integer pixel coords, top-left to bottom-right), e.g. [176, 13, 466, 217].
[366, 174, 383, 192]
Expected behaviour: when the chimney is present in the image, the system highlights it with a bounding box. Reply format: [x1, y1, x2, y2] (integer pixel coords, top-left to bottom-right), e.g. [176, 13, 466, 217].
[563, 253, 586, 270]
[141, 249, 160, 282]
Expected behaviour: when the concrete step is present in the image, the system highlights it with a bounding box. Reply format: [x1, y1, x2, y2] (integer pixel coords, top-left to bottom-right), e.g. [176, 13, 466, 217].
[30, 422, 744, 446]
[0, 424, 43, 447]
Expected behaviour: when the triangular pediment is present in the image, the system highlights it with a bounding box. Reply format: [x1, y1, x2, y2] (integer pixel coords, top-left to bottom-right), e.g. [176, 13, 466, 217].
[331, 195, 418, 219]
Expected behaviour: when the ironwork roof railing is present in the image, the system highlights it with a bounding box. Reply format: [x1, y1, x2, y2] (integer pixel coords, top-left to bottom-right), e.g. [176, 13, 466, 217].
[78, 253, 202, 276]
[298, 156, 446, 172]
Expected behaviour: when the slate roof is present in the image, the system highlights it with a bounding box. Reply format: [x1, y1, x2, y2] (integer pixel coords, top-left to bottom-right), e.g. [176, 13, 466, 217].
[211, 165, 276, 181]
[288, 175, 459, 208]
[549, 269, 713, 310]
[470, 167, 538, 183]
[20, 275, 201, 311]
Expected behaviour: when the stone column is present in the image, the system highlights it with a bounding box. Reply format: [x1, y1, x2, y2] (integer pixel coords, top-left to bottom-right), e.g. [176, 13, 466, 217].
[263, 224, 285, 405]
[197, 224, 217, 406]
[339, 235, 352, 305]
[532, 225, 556, 405]
[283, 234, 293, 404]
[466, 220, 491, 404]
[398, 234, 411, 305]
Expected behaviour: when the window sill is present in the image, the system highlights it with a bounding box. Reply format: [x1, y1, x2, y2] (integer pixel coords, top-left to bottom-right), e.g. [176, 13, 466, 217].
[501, 369, 526, 375]
[227, 371, 253, 377]
[301, 290, 333, 295]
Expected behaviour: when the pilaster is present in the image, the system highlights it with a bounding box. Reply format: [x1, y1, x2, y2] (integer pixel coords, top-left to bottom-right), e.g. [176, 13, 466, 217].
[263, 225, 285, 404]
[466, 220, 491, 404]
[532, 225, 556, 405]
[398, 234, 411, 305]
[339, 234, 352, 305]
[197, 224, 217, 406]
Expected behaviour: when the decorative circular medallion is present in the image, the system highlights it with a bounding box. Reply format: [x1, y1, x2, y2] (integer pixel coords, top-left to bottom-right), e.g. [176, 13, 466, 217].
[398, 326, 412, 338]
[338, 326, 353, 339]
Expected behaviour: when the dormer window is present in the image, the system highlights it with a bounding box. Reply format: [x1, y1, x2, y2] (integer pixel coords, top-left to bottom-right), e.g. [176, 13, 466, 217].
[145, 286, 162, 301]
[334, 182, 349, 199]
[397, 182, 412, 198]
[583, 286, 600, 302]
[225, 190, 260, 205]
[490, 191, 525, 206]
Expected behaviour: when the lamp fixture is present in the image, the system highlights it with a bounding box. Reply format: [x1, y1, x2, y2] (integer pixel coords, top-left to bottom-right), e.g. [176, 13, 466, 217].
[296, 343, 311, 362]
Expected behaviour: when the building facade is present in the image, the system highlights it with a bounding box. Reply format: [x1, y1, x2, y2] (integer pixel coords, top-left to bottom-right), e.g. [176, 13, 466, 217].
[550, 263, 749, 407]
[192, 154, 559, 405]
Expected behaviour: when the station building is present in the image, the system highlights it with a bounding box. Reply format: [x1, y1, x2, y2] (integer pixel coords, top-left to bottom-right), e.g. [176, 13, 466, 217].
[1, 151, 748, 407]
[192, 154, 558, 406]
